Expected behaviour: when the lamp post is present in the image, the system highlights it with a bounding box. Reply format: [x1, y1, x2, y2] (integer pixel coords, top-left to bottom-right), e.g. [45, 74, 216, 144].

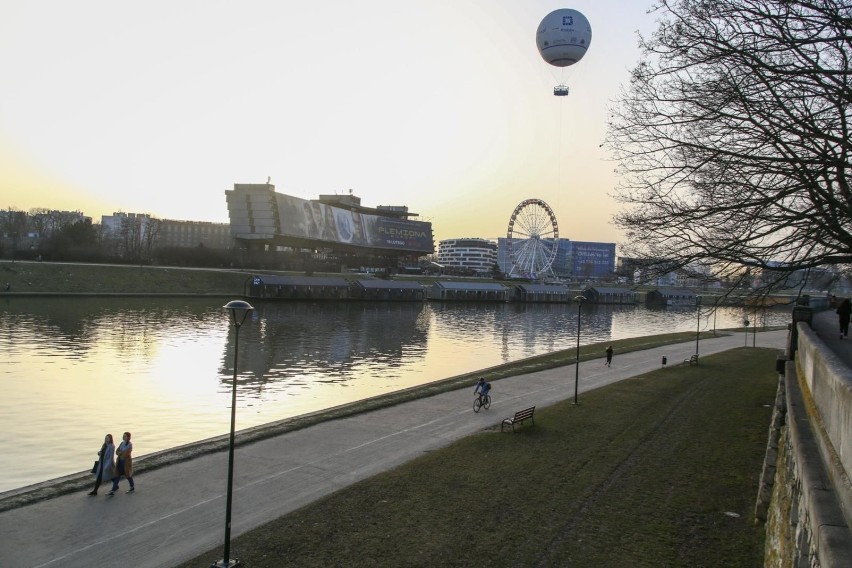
[753, 309, 758, 348]
[573, 295, 584, 405]
[212, 300, 254, 568]
[695, 295, 702, 356]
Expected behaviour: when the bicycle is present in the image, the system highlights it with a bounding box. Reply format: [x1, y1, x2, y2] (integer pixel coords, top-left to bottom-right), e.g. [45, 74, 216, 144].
[473, 391, 491, 413]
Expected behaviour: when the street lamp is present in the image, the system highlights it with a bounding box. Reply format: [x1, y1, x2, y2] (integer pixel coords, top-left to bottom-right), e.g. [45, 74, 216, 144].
[212, 300, 254, 568]
[695, 295, 702, 356]
[573, 295, 584, 405]
[752, 309, 758, 348]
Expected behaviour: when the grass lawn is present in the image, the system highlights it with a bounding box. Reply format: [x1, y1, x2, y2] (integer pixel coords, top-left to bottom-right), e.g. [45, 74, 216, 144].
[0, 261, 250, 294]
[181, 347, 777, 567]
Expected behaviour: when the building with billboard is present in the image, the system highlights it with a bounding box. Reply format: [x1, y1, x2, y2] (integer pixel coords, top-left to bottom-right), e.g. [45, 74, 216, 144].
[571, 241, 616, 280]
[225, 183, 434, 265]
[496, 238, 615, 280]
[497, 237, 572, 277]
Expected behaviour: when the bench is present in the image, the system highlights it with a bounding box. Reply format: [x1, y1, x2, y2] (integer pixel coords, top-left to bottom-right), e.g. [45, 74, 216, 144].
[501, 406, 536, 432]
[682, 354, 699, 366]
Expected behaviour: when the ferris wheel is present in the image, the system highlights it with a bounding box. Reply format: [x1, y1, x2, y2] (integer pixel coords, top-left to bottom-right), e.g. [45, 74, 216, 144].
[506, 199, 559, 279]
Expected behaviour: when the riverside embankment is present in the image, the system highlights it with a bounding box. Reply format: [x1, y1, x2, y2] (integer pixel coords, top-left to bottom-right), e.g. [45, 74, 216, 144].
[760, 308, 852, 568]
[0, 260, 252, 295]
[0, 329, 788, 567]
[3, 262, 791, 493]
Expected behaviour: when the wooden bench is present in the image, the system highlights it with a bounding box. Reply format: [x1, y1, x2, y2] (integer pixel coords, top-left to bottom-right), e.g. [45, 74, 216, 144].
[501, 406, 536, 432]
[682, 354, 699, 366]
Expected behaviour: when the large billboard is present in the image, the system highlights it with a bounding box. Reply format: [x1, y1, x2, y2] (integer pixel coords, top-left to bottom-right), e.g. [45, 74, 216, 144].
[572, 241, 616, 277]
[274, 194, 432, 252]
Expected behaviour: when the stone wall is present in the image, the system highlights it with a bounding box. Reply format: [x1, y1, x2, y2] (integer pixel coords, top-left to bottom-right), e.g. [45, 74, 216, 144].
[760, 323, 852, 567]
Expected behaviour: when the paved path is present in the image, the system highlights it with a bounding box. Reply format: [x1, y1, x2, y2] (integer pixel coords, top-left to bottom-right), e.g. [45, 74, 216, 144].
[0, 330, 792, 568]
[811, 307, 852, 368]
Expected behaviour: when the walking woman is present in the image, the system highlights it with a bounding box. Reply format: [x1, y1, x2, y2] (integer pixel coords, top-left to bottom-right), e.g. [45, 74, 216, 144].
[108, 431, 135, 495]
[88, 434, 115, 496]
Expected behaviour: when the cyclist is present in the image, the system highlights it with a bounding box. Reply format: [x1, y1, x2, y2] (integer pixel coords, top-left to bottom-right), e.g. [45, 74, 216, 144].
[474, 378, 491, 401]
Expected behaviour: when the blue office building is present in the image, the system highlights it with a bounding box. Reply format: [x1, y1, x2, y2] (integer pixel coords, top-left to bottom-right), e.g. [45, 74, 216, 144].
[496, 238, 615, 279]
[571, 241, 616, 279]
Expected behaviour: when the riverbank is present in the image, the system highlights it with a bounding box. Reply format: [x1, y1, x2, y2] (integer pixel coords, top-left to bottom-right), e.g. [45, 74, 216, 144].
[179, 347, 779, 567]
[0, 260, 252, 294]
[0, 330, 723, 512]
[0, 329, 788, 567]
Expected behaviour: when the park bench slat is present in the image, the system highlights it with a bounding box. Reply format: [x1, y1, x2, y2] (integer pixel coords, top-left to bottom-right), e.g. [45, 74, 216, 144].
[501, 406, 536, 433]
[682, 354, 699, 365]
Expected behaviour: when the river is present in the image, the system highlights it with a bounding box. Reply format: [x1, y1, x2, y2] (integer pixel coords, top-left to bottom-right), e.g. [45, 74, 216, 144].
[0, 297, 789, 492]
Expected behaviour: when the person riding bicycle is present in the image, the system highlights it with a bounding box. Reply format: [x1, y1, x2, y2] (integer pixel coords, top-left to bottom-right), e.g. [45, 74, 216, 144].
[474, 378, 491, 400]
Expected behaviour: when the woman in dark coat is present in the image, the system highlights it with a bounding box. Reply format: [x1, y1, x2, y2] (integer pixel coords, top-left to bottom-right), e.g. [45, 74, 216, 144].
[838, 298, 851, 339]
[88, 434, 115, 496]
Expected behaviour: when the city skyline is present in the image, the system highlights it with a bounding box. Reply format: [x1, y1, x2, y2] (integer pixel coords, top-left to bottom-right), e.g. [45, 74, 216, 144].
[1, 1, 657, 244]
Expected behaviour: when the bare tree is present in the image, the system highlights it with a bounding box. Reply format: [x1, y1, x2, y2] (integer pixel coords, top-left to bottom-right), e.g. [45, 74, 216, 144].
[28, 208, 51, 239]
[119, 215, 144, 262]
[142, 218, 160, 261]
[1, 208, 29, 258]
[605, 0, 852, 293]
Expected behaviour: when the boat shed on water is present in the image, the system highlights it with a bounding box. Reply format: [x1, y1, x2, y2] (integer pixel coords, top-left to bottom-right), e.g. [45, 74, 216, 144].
[428, 281, 510, 302]
[247, 274, 350, 300]
[350, 279, 426, 301]
[512, 283, 571, 303]
[645, 287, 698, 307]
[581, 286, 638, 305]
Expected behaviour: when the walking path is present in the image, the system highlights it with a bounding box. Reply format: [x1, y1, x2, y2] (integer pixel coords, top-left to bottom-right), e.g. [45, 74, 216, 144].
[811, 307, 852, 367]
[0, 328, 807, 568]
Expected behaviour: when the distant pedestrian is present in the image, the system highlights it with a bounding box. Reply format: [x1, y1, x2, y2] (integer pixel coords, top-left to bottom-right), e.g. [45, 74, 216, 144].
[3, 282, 9, 292]
[88, 434, 115, 496]
[605, 346, 613, 367]
[108, 431, 135, 495]
[837, 298, 851, 339]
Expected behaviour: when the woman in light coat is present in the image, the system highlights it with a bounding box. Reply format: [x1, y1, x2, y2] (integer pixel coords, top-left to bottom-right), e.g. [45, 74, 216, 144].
[109, 431, 135, 495]
[88, 434, 115, 496]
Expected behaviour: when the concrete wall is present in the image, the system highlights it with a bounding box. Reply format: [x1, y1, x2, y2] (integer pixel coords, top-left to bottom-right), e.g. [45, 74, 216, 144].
[761, 323, 852, 567]
[796, 324, 852, 494]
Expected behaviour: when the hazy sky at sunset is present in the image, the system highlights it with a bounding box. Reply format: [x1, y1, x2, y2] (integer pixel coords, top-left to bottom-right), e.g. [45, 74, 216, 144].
[0, 1, 657, 243]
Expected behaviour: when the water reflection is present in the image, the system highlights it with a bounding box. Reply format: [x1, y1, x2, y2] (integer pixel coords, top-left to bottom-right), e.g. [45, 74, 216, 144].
[228, 302, 430, 397]
[0, 296, 789, 492]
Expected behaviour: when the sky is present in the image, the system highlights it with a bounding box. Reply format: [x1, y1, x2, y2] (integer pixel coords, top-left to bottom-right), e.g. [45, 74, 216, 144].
[0, 1, 658, 244]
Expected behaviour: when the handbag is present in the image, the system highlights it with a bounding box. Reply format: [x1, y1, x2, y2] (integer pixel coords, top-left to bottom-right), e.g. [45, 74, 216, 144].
[91, 460, 98, 474]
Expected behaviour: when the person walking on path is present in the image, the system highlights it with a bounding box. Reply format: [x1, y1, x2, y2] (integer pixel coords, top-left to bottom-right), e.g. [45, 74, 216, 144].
[108, 432, 135, 495]
[88, 434, 115, 496]
[838, 298, 851, 339]
[605, 346, 614, 367]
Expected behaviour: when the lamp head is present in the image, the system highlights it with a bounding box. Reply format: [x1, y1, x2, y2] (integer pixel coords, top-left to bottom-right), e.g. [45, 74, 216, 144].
[223, 300, 254, 327]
